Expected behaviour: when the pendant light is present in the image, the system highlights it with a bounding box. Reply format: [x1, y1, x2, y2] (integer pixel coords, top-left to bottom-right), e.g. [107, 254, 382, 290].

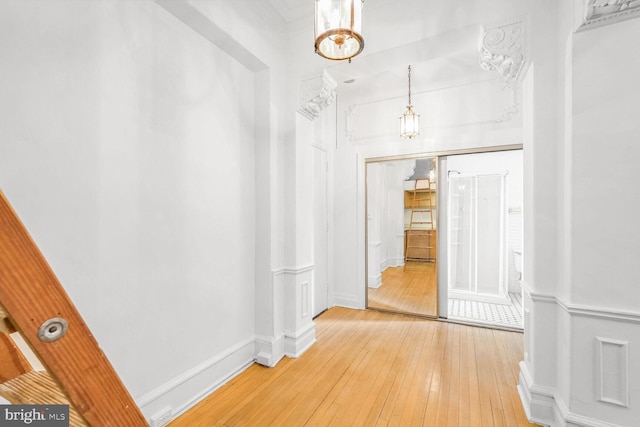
[400, 65, 420, 139]
[314, 0, 364, 62]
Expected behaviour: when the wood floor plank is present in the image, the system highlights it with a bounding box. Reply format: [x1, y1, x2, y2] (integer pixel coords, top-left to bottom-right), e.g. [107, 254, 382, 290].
[446, 322, 461, 427]
[457, 326, 472, 427]
[391, 318, 433, 426]
[169, 307, 539, 427]
[495, 331, 532, 427]
[408, 321, 440, 426]
[368, 261, 437, 317]
[422, 322, 449, 426]
[474, 327, 499, 427]
[352, 318, 413, 425]
[465, 327, 482, 427]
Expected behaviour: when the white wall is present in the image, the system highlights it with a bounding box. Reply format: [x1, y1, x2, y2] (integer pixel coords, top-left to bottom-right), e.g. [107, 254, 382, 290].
[0, 0, 287, 422]
[518, 1, 640, 426]
[564, 13, 640, 427]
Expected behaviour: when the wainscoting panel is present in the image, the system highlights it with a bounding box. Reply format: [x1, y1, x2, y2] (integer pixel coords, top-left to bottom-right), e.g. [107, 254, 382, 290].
[519, 287, 640, 427]
[596, 337, 629, 408]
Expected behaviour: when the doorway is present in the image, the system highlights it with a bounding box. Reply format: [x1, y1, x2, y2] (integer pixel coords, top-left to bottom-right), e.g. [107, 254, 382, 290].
[363, 148, 523, 328]
[443, 150, 524, 329]
[365, 156, 438, 318]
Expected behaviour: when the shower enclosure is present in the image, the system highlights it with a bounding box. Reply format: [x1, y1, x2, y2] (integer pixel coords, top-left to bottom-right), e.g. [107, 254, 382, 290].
[447, 173, 509, 304]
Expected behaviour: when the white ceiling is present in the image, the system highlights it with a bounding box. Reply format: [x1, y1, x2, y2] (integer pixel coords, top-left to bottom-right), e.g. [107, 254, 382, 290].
[265, 0, 310, 23]
[265, 0, 397, 24]
[262, 0, 501, 99]
[174, 0, 522, 123]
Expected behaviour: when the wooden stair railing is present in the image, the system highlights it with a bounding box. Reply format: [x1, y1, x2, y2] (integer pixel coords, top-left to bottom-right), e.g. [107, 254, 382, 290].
[0, 191, 148, 426]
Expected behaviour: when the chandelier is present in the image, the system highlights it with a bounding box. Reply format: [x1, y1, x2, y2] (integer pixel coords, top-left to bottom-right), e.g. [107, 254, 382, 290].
[314, 0, 364, 62]
[399, 65, 420, 139]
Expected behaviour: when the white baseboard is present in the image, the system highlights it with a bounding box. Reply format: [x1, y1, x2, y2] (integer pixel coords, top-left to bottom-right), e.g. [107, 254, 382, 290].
[368, 274, 382, 288]
[136, 337, 255, 425]
[519, 360, 629, 427]
[518, 361, 555, 426]
[334, 292, 360, 309]
[380, 257, 404, 270]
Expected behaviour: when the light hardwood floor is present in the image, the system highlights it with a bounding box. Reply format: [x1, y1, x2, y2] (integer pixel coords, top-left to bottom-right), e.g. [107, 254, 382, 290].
[368, 261, 437, 317]
[170, 307, 537, 427]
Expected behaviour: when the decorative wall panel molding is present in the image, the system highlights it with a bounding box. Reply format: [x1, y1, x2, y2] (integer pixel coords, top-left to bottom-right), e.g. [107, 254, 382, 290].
[345, 104, 357, 141]
[596, 337, 630, 407]
[479, 19, 526, 87]
[577, 0, 640, 31]
[344, 79, 519, 143]
[301, 281, 310, 318]
[298, 71, 337, 120]
[520, 337, 636, 427]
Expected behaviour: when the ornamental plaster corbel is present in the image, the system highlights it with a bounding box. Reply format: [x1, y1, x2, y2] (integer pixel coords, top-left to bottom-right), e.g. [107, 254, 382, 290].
[479, 19, 526, 88]
[298, 70, 338, 121]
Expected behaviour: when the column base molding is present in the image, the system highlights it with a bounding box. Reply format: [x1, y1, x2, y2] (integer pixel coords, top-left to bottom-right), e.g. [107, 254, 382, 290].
[284, 322, 316, 358]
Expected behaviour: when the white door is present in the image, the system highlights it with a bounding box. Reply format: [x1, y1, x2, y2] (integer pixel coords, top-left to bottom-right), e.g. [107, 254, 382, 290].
[313, 147, 329, 317]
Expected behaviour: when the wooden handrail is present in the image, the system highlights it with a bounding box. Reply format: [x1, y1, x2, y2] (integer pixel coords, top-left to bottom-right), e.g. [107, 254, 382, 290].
[0, 191, 148, 426]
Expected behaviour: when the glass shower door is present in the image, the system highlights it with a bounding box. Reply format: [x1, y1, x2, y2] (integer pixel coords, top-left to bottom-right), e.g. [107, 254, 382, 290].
[447, 173, 508, 302]
[448, 176, 475, 293]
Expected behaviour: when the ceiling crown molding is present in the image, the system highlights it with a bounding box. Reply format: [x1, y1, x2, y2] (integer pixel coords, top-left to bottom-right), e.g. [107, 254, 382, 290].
[298, 71, 337, 121]
[479, 19, 526, 87]
[577, 0, 640, 31]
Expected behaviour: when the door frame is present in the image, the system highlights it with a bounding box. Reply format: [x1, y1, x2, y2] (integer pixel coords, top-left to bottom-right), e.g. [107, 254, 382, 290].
[363, 144, 522, 319]
[312, 144, 329, 318]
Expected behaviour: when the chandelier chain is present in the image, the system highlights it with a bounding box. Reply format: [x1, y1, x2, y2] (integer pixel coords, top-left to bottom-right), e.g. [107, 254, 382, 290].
[407, 65, 412, 106]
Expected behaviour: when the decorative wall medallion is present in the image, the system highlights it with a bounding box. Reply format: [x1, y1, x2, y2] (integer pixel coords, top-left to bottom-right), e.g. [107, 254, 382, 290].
[479, 19, 526, 87]
[298, 70, 337, 121]
[578, 0, 640, 31]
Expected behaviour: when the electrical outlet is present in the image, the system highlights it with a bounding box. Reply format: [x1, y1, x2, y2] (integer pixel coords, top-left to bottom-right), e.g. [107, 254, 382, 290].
[150, 407, 172, 427]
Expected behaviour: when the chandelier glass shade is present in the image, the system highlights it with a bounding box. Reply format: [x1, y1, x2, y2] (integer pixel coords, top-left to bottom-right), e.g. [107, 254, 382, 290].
[314, 0, 364, 61]
[400, 65, 420, 139]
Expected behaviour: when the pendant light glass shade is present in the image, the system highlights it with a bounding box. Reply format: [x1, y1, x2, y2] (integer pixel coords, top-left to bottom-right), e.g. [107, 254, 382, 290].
[400, 65, 420, 139]
[315, 0, 364, 61]
[400, 107, 420, 139]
